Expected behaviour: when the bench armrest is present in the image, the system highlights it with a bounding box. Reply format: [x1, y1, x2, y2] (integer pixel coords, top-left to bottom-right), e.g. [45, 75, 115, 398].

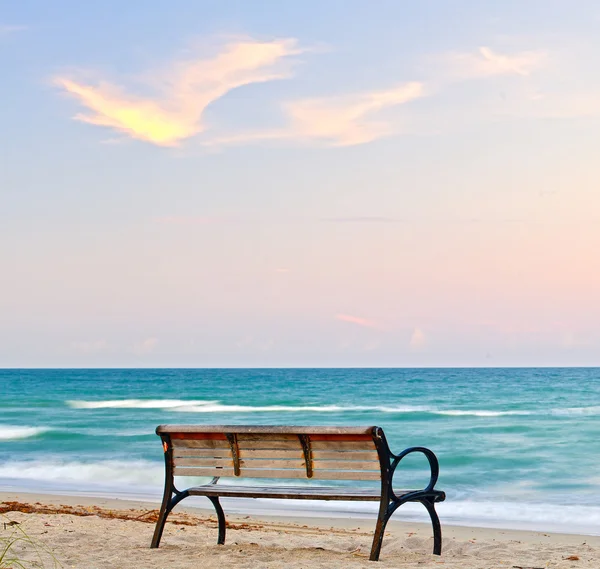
[389, 446, 440, 493]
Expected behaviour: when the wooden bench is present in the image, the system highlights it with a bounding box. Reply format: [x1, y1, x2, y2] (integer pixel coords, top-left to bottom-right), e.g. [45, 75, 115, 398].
[151, 425, 445, 561]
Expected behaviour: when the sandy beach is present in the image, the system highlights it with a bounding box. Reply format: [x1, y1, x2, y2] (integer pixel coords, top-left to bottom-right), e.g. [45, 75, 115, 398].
[1, 492, 597, 569]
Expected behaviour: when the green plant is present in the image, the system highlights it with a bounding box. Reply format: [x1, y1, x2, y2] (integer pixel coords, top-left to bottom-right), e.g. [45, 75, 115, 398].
[1, 516, 61, 569]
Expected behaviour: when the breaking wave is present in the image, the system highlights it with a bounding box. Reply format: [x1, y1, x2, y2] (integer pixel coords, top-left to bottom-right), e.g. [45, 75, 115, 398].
[66, 400, 600, 417]
[0, 426, 50, 441]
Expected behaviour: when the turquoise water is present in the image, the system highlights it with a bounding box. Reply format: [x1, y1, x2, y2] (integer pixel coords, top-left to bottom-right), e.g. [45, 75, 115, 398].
[1, 368, 600, 533]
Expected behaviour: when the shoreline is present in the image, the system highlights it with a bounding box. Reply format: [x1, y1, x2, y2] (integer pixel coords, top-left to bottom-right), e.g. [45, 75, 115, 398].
[2, 491, 600, 568]
[3, 489, 600, 546]
[3, 484, 600, 537]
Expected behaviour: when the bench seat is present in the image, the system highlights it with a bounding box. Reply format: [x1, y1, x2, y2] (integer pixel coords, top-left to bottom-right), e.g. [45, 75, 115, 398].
[151, 425, 445, 562]
[189, 483, 443, 502]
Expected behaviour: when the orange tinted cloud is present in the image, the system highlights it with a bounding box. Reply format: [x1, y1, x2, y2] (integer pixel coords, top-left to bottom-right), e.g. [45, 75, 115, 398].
[445, 46, 546, 78]
[55, 38, 301, 146]
[207, 82, 424, 147]
[409, 327, 426, 351]
[284, 82, 424, 145]
[335, 313, 378, 328]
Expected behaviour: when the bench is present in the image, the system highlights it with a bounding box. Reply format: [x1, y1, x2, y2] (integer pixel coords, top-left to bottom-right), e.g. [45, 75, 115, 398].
[151, 425, 445, 561]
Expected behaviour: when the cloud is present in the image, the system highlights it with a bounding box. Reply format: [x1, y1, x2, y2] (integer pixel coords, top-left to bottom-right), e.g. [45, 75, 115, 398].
[445, 47, 546, 78]
[131, 337, 159, 355]
[207, 82, 425, 147]
[283, 82, 424, 145]
[0, 24, 27, 37]
[336, 313, 378, 329]
[71, 340, 107, 354]
[323, 216, 403, 223]
[155, 215, 223, 225]
[409, 328, 426, 351]
[55, 38, 302, 146]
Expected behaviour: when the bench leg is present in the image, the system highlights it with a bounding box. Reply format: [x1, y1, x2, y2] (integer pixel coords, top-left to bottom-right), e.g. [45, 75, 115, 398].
[369, 501, 391, 561]
[208, 496, 226, 544]
[421, 498, 442, 555]
[151, 490, 189, 548]
[370, 497, 442, 561]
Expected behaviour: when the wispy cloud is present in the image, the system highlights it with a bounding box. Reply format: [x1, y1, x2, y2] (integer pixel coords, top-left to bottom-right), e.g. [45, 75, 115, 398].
[323, 216, 403, 223]
[155, 215, 224, 225]
[55, 38, 302, 146]
[444, 46, 546, 78]
[0, 24, 27, 37]
[283, 83, 424, 145]
[131, 337, 159, 355]
[71, 340, 107, 354]
[336, 313, 378, 329]
[409, 328, 426, 351]
[208, 82, 425, 147]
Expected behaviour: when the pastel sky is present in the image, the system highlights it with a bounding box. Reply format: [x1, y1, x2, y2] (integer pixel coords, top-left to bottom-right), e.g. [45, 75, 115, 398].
[2, 1, 600, 368]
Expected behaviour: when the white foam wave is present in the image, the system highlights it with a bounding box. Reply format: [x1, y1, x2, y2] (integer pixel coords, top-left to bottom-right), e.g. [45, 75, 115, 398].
[435, 410, 531, 417]
[0, 426, 50, 441]
[173, 403, 428, 413]
[67, 399, 219, 410]
[0, 459, 164, 487]
[67, 399, 428, 413]
[66, 399, 600, 418]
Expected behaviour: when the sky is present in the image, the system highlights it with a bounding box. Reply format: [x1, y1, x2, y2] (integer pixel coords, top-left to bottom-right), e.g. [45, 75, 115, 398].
[1, 0, 600, 368]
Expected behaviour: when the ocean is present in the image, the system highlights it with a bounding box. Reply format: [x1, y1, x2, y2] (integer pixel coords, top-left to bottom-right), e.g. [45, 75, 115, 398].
[1, 367, 600, 534]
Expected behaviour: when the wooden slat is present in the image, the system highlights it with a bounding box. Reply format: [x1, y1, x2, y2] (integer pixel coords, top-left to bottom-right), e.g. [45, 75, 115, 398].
[309, 434, 373, 442]
[170, 432, 227, 440]
[313, 460, 380, 471]
[237, 433, 300, 442]
[234, 469, 381, 481]
[312, 450, 379, 461]
[172, 439, 231, 449]
[238, 449, 303, 459]
[174, 458, 235, 468]
[174, 466, 380, 480]
[158, 425, 375, 435]
[188, 485, 381, 501]
[236, 439, 302, 450]
[172, 448, 233, 457]
[174, 467, 236, 477]
[239, 459, 305, 470]
[311, 441, 376, 451]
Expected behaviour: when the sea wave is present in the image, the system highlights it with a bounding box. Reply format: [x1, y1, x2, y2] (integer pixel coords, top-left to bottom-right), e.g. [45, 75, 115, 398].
[67, 400, 431, 413]
[65, 399, 600, 417]
[0, 426, 50, 441]
[66, 399, 219, 410]
[0, 459, 164, 487]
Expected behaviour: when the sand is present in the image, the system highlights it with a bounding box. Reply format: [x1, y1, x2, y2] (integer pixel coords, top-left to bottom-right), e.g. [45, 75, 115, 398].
[1, 492, 597, 568]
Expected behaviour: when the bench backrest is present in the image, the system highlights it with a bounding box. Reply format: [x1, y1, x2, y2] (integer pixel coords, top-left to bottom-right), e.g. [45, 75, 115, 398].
[157, 425, 383, 481]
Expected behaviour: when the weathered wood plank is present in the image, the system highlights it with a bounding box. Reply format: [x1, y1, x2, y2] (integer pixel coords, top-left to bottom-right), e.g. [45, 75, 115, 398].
[174, 467, 235, 477]
[238, 449, 303, 459]
[172, 439, 231, 449]
[158, 425, 375, 435]
[311, 450, 379, 461]
[311, 441, 376, 451]
[309, 434, 373, 442]
[170, 432, 227, 440]
[172, 448, 233, 457]
[236, 439, 302, 450]
[174, 466, 380, 480]
[188, 485, 381, 501]
[313, 460, 380, 471]
[174, 458, 235, 468]
[239, 459, 305, 469]
[237, 433, 300, 441]
[234, 469, 381, 481]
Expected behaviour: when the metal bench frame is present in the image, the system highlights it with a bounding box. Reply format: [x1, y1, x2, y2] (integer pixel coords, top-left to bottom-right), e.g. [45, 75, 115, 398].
[150, 425, 445, 561]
